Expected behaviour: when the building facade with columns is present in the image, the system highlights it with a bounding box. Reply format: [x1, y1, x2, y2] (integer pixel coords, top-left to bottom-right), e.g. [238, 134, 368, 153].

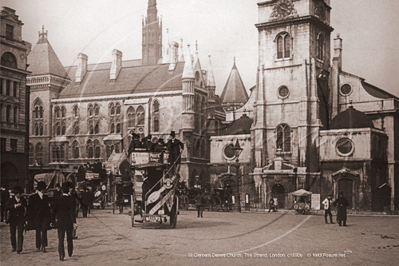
[212, 0, 398, 211]
[26, 0, 225, 189]
[0, 7, 32, 191]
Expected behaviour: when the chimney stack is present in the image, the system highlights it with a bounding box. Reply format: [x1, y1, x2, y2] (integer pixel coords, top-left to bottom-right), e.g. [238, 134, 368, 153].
[75, 53, 88, 84]
[110, 49, 123, 80]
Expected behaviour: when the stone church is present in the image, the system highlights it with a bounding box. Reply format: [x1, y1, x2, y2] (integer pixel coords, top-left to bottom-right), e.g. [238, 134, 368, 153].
[26, 0, 225, 189]
[210, 0, 398, 211]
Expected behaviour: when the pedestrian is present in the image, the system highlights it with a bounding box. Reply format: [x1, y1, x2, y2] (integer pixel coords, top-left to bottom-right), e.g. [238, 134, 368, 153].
[67, 183, 80, 239]
[27, 181, 51, 252]
[54, 183, 62, 203]
[334, 191, 349, 226]
[80, 186, 91, 218]
[322, 195, 334, 224]
[194, 191, 204, 218]
[52, 184, 77, 261]
[167, 131, 184, 174]
[268, 198, 276, 212]
[1, 185, 10, 222]
[6, 186, 27, 254]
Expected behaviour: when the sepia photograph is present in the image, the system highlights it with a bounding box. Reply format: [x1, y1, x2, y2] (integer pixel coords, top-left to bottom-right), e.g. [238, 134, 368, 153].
[1, 0, 399, 265]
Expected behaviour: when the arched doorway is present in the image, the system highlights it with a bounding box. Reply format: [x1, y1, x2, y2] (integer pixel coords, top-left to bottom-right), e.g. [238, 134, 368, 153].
[338, 178, 353, 209]
[271, 184, 285, 209]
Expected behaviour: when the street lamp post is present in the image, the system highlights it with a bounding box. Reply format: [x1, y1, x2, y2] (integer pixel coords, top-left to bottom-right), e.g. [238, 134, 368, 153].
[232, 139, 243, 212]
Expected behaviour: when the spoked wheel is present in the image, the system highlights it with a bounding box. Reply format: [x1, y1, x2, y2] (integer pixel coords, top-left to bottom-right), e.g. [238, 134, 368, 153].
[211, 196, 221, 211]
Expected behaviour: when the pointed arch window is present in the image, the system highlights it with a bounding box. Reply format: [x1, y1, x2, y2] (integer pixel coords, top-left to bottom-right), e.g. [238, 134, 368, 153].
[61, 106, 66, 117]
[153, 100, 160, 132]
[87, 140, 93, 158]
[94, 140, 101, 158]
[73, 105, 79, 117]
[110, 122, 115, 134]
[74, 122, 79, 135]
[137, 106, 145, 125]
[61, 123, 66, 135]
[29, 143, 34, 165]
[116, 102, 121, 115]
[94, 104, 100, 116]
[88, 104, 94, 117]
[276, 33, 291, 59]
[127, 106, 135, 127]
[36, 143, 43, 164]
[55, 122, 61, 136]
[106, 144, 113, 159]
[73, 140, 80, 159]
[55, 106, 60, 118]
[276, 124, 291, 152]
[94, 123, 99, 134]
[110, 103, 115, 116]
[116, 121, 121, 133]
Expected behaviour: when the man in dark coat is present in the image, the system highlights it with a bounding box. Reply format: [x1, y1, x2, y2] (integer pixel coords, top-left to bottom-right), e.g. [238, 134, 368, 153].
[27, 181, 51, 252]
[80, 187, 91, 218]
[1, 185, 10, 222]
[194, 191, 205, 218]
[52, 185, 76, 261]
[6, 186, 27, 253]
[54, 183, 62, 203]
[167, 131, 184, 174]
[334, 191, 349, 226]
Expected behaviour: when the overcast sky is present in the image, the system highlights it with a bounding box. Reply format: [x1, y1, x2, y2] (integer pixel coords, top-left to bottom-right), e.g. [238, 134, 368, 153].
[3, 0, 399, 97]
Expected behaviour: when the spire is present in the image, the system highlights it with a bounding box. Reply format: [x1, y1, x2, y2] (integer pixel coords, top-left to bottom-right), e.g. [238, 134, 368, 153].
[182, 44, 195, 79]
[142, 0, 162, 65]
[179, 37, 185, 62]
[37, 25, 48, 44]
[220, 58, 249, 104]
[207, 55, 216, 87]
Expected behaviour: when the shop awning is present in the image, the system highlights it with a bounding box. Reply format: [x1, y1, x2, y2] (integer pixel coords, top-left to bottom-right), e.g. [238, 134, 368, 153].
[292, 189, 312, 197]
[103, 134, 123, 141]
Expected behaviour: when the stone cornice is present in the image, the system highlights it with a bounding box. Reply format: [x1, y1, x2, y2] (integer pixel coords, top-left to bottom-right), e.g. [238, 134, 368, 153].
[256, 15, 333, 33]
[0, 65, 31, 75]
[53, 91, 182, 104]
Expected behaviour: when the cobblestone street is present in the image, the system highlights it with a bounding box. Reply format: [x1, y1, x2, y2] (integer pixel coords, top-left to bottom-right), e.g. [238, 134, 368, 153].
[1, 207, 399, 266]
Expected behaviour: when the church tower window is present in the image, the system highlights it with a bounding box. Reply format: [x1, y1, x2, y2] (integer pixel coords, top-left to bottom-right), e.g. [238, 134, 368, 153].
[317, 34, 324, 60]
[276, 124, 291, 152]
[276, 33, 291, 59]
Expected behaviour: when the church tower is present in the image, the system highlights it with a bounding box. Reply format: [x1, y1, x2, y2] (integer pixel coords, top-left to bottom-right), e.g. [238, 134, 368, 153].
[142, 0, 162, 66]
[252, 0, 333, 195]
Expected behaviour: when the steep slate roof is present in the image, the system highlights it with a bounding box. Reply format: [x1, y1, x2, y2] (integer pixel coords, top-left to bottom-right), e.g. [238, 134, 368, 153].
[223, 113, 253, 135]
[27, 37, 70, 79]
[220, 61, 249, 104]
[361, 80, 399, 100]
[330, 106, 374, 130]
[59, 61, 185, 98]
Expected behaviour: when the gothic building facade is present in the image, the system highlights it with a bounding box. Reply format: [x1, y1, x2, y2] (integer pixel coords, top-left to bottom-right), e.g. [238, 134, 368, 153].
[0, 7, 32, 191]
[26, 0, 225, 189]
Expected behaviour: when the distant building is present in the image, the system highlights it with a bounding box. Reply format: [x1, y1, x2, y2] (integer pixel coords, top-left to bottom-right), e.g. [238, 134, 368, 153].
[26, 0, 225, 189]
[0, 7, 32, 191]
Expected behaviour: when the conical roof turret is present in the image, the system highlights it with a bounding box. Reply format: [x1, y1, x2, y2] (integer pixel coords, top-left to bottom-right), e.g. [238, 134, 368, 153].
[220, 58, 248, 104]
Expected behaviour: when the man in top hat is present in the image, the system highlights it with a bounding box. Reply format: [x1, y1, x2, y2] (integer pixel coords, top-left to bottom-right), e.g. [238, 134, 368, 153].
[27, 181, 51, 252]
[52, 184, 76, 261]
[334, 191, 349, 226]
[167, 131, 184, 174]
[6, 186, 27, 253]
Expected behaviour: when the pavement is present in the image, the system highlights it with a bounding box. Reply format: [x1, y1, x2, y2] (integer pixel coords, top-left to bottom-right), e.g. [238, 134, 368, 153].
[1, 206, 399, 266]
